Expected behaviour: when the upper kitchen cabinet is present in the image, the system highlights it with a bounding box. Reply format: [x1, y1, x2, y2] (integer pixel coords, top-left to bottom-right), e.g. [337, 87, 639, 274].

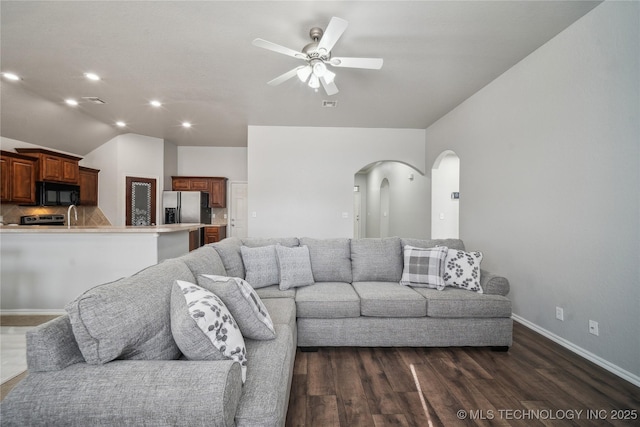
[0, 151, 37, 204]
[16, 148, 81, 184]
[79, 166, 100, 206]
[171, 176, 228, 208]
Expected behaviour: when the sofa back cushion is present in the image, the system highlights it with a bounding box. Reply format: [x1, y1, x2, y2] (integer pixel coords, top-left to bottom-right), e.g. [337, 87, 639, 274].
[178, 245, 227, 277]
[65, 258, 193, 364]
[401, 238, 466, 251]
[212, 237, 245, 279]
[299, 237, 352, 283]
[351, 237, 403, 282]
[241, 237, 299, 248]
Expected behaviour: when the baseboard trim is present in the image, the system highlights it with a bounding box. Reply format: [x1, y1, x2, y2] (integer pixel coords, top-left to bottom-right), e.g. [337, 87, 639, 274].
[512, 314, 640, 388]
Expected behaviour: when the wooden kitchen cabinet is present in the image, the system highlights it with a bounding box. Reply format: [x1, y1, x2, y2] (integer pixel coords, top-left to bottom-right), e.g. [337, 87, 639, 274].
[79, 166, 100, 206]
[16, 148, 81, 184]
[204, 226, 227, 244]
[0, 151, 37, 204]
[172, 176, 228, 208]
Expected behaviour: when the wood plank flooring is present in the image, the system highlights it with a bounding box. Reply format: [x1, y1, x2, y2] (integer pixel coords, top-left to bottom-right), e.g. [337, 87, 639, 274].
[285, 322, 640, 427]
[3, 317, 639, 426]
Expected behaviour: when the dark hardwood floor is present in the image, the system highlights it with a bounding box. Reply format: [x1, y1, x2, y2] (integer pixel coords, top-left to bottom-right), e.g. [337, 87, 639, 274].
[3, 317, 639, 425]
[285, 322, 640, 427]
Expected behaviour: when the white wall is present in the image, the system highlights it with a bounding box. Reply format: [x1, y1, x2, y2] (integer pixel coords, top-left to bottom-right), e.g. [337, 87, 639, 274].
[425, 1, 639, 383]
[364, 162, 430, 239]
[248, 126, 426, 238]
[177, 146, 248, 182]
[83, 133, 167, 225]
[431, 152, 460, 238]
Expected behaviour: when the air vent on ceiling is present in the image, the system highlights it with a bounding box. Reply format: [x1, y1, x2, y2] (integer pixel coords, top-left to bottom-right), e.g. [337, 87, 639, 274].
[322, 100, 338, 108]
[82, 97, 106, 104]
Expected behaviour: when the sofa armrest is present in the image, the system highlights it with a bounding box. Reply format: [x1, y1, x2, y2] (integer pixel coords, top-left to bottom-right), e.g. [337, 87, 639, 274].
[26, 314, 85, 372]
[480, 269, 510, 296]
[2, 360, 242, 427]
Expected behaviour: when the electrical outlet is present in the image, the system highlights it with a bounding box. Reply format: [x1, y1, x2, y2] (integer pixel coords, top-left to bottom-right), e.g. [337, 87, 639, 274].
[556, 306, 564, 321]
[589, 320, 599, 336]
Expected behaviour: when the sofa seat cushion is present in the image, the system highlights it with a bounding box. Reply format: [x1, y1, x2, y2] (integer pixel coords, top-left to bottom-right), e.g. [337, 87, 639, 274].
[295, 282, 360, 319]
[237, 323, 296, 427]
[414, 287, 512, 318]
[65, 258, 193, 365]
[351, 237, 403, 282]
[261, 298, 297, 327]
[254, 285, 296, 299]
[299, 237, 352, 283]
[352, 282, 427, 317]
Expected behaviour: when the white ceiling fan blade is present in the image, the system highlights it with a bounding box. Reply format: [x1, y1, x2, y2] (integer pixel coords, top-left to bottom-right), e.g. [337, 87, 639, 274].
[317, 17, 348, 54]
[267, 66, 305, 86]
[330, 57, 384, 70]
[252, 38, 307, 60]
[321, 75, 339, 96]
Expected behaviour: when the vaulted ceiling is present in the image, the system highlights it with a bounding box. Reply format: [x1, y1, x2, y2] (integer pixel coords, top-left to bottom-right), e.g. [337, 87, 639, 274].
[1, 1, 601, 155]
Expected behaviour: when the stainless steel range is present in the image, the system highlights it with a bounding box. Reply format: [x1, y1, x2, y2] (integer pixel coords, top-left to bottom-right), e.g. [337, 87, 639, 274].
[20, 214, 66, 226]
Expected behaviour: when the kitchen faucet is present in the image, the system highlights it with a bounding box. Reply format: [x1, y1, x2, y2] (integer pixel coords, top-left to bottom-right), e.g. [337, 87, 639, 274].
[67, 204, 78, 228]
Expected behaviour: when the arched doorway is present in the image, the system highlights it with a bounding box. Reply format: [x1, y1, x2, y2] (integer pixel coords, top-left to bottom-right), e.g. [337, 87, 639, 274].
[431, 151, 460, 238]
[354, 161, 430, 238]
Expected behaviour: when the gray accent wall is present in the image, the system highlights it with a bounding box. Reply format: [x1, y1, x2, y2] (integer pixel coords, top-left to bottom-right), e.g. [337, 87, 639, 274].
[425, 1, 639, 382]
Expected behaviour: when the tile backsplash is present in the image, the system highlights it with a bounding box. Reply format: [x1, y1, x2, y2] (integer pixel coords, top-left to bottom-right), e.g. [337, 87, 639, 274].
[0, 204, 111, 226]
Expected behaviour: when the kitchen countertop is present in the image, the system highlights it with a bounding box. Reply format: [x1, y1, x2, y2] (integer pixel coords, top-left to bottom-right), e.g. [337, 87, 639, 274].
[0, 223, 205, 233]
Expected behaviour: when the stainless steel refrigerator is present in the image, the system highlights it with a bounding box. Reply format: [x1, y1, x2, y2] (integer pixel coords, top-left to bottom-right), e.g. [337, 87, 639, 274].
[162, 191, 211, 224]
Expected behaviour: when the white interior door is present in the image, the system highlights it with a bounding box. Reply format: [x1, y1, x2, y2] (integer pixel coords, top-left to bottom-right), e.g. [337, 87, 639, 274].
[230, 182, 248, 238]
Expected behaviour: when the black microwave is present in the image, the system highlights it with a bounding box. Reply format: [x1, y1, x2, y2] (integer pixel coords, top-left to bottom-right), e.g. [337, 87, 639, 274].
[36, 181, 80, 206]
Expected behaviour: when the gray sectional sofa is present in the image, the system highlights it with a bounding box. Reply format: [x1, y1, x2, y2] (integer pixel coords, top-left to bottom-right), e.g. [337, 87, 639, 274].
[1, 236, 512, 426]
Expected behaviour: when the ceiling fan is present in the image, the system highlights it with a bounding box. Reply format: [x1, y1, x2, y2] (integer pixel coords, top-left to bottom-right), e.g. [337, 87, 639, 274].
[252, 17, 383, 96]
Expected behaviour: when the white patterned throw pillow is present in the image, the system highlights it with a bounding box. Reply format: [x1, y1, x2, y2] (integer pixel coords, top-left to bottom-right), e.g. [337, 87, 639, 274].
[400, 245, 448, 290]
[198, 274, 276, 340]
[171, 280, 247, 382]
[443, 249, 484, 293]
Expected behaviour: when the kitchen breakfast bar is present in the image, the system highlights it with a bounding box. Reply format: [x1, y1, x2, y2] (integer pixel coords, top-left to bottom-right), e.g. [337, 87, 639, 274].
[0, 224, 203, 313]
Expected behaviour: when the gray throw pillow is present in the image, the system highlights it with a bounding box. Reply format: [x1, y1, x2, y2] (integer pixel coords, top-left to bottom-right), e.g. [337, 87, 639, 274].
[170, 280, 247, 382]
[275, 245, 315, 290]
[240, 245, 279, 288]
[198, 274, 276, 340]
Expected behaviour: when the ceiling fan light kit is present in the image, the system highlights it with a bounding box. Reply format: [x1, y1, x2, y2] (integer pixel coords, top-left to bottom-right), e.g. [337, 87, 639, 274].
[253, 16, 383, 96]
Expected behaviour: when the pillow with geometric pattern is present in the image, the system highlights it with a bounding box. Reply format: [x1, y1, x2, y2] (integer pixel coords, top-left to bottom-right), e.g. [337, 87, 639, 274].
[443, 249, 484, 293]
[399, 245, 448, 290]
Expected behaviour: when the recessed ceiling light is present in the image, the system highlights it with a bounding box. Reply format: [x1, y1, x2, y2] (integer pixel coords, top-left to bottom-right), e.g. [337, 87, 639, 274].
[2, 72, 21, 81]
[182, 122, 192, 128]
[84, 72, 101, 81]
[115, 121, 126, 128]
[65, 98, 79, 106]
[150, 100, 162, 108]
